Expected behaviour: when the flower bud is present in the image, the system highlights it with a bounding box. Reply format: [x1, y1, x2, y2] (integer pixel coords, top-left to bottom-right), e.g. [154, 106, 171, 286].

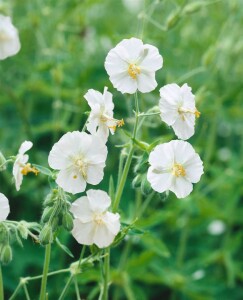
[43, 190, 58, 207]
[39, 224, 53, 245]
[166, 10, 181, 29]
[141, 175, 152, 195]
[0, 224, 8, 244]
[41, 207, 55, 223]
[62, 213, 73, 231]
[51, 216, 59, 232]
[132, 174, 143, 189]
[17, 222, 28, 239]
[0, 152, 7, 171]
[0, 244, 12, 265]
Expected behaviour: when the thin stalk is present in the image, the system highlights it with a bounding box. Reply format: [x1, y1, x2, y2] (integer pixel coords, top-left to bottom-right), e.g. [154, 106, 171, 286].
[101, 249, 110, 300]
[40, 243, 52, 300]
[28, 268, 69, 281]
[58, 275, 74, 300]
[0, 264, 4, 300]
[23, 283, 31, 300]
[78, 245, 86, 268]
[74, 277, 81, 300]
[113, 93, 140, 212]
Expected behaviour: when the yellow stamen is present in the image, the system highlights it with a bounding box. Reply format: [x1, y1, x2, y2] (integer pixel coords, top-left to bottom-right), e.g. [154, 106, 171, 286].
[75, 158, 87, 180]
[21, 163, 39, 176]
[172, 163, 186, 177]
[93, 213, 104, 225]
[178, 107, 201, 119]
[101, 114, 125, 133]
[128, 63, 141, 79]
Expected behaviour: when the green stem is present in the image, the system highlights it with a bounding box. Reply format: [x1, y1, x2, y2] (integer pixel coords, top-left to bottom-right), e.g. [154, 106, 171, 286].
[74, 277, 81, 300]
[0, 264, 4, 300]
[113, 92, 140, 212]
[78, 245, 86, 268]
[101, 249, 110, 300]
[58, 275, 73, 300]
[40, 243, 52, 300]
[9, 282, 22, 300]
[23, 283, 31, 300]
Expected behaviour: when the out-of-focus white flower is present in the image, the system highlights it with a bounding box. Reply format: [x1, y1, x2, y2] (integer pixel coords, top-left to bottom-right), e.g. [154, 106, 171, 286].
[13, 141, 38, 191]
[48, 131, 108, 194]
[147, 140, 203, 198]
[192, 269, 205, 280]
[105, 37, 163, 94]
[0, 14, 21, 60]
[70, 189, 120, 248]
[84, 87, 124, 141]
[207, 220, 226, 235]
[159, 83, 200, 140]
[0, 193, 10, 221]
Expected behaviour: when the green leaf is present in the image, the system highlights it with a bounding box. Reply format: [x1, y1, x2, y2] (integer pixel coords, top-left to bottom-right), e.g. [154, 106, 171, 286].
[141, 233, 170, 258]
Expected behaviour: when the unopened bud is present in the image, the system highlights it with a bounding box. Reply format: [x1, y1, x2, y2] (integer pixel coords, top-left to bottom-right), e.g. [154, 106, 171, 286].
[141, 175, 152, 195]
[132, 174, 143, 189]
[41, 207, 54, 223]
[39, 224, 53, 245]
[62, 213, 73, 231]
[0, 245, 12, 265]
[0, 224, 8, 244]
[18, 222, 28, 239]
[166, 10, 181, 29]
[43, 190, 58, 207]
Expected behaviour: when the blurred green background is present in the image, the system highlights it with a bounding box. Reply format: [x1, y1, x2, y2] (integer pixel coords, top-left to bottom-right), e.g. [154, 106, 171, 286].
[0, 0, 243, 299]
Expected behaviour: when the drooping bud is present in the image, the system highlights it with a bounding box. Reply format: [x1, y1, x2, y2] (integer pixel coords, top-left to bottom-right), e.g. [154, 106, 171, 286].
[39, 224, 53, 246]
[17, 222, 29, 239]
[141, 175, 152, 195]
[0, 224, 8, 244]
[41, 207, 55, 224]
[0, 244, 12, 265]
[62, 213, 74, 231]
[43, 190, 58, 207]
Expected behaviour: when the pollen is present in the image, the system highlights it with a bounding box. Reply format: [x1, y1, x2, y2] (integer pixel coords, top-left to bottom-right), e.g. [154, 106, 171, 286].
[21, 163, 39, 176]
[128, 63, 141, 79]
[178, 107, 201, 120]
[75, 158, 88, 180]
[172, 163, 186, 177]
[93, 213, 104, 225]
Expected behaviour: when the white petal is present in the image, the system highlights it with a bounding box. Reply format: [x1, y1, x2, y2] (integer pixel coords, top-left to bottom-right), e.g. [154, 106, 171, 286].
[114, 37, 144, 62]
[71, 219, 95, 245]
[172, 115, 195, 140]
[184, 154, 204, 183]
[85, 136, 108, 162]
[139, 44, 163, 71]
[86, 164, 105, 185]
[181, 83, 195, 106]
[87, 190, 111, 213]
[84, 89, 103, 109]
[137, 72, 157, 93]
[103, 212, 120, 235]
[93, 223, 117, 248]
[70, 196, 93, 222]
[105, 49, 128, 76]
[172, 140, 196, 165]
[159, 99, 179, 126]
[109, 72, 137, 94]
[56, 168, 86, 194]
[170, 176, 193, 198]
[13, 159, 23, 191]
[18, 141, 33, 155]
[0, 193, 10, 221]
[147, 167, 173, 193]
[159, 84, 181, 106]
[148, 143, 174, 168]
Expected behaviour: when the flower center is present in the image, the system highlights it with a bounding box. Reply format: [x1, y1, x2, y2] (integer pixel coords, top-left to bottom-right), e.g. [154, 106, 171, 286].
[178, 107, 201, 120]
[93, 213, 104, 225]
[128, 63, 141, 79]
[172, 163, 186, 177]
[74, 158, 88, 180]
[21, 163, 39, 176]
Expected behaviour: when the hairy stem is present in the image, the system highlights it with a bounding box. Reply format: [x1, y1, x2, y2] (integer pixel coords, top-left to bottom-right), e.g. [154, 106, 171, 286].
[101, 249, 110, 300]
[40, 243, 52, 300]
[58, 275, 73, 300]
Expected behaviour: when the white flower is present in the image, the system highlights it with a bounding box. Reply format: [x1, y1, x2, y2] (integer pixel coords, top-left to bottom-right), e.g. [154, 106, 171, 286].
[0, 193, 10, 221]
[207, 220, 226, 236]
[147, 140, 203, 198]
[159, 83, 200, 140]
[0, 14, 21, 60]
[13, 141, 38, 191]
[105, 37, 163, 94]
[70, 189, 120, 248]
[48, 131, 108, 194]
[84, 87, 124, 141]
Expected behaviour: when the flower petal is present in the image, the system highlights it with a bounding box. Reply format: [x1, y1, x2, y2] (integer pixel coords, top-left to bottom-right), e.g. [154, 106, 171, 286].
[147, 167, 173, 193]
[56, 168, 86, 194]
[71, 219, 95, 245]
[18, 141, 33, 155]
[170, 176, 193, 198]
[87, 189, 111, 213]
[0, 193, 10, 221]
[140, 44, 163, 71]
[137, 72, 157, 93]
[93, 223, 117, 248]
[70, 196, 93, 222]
